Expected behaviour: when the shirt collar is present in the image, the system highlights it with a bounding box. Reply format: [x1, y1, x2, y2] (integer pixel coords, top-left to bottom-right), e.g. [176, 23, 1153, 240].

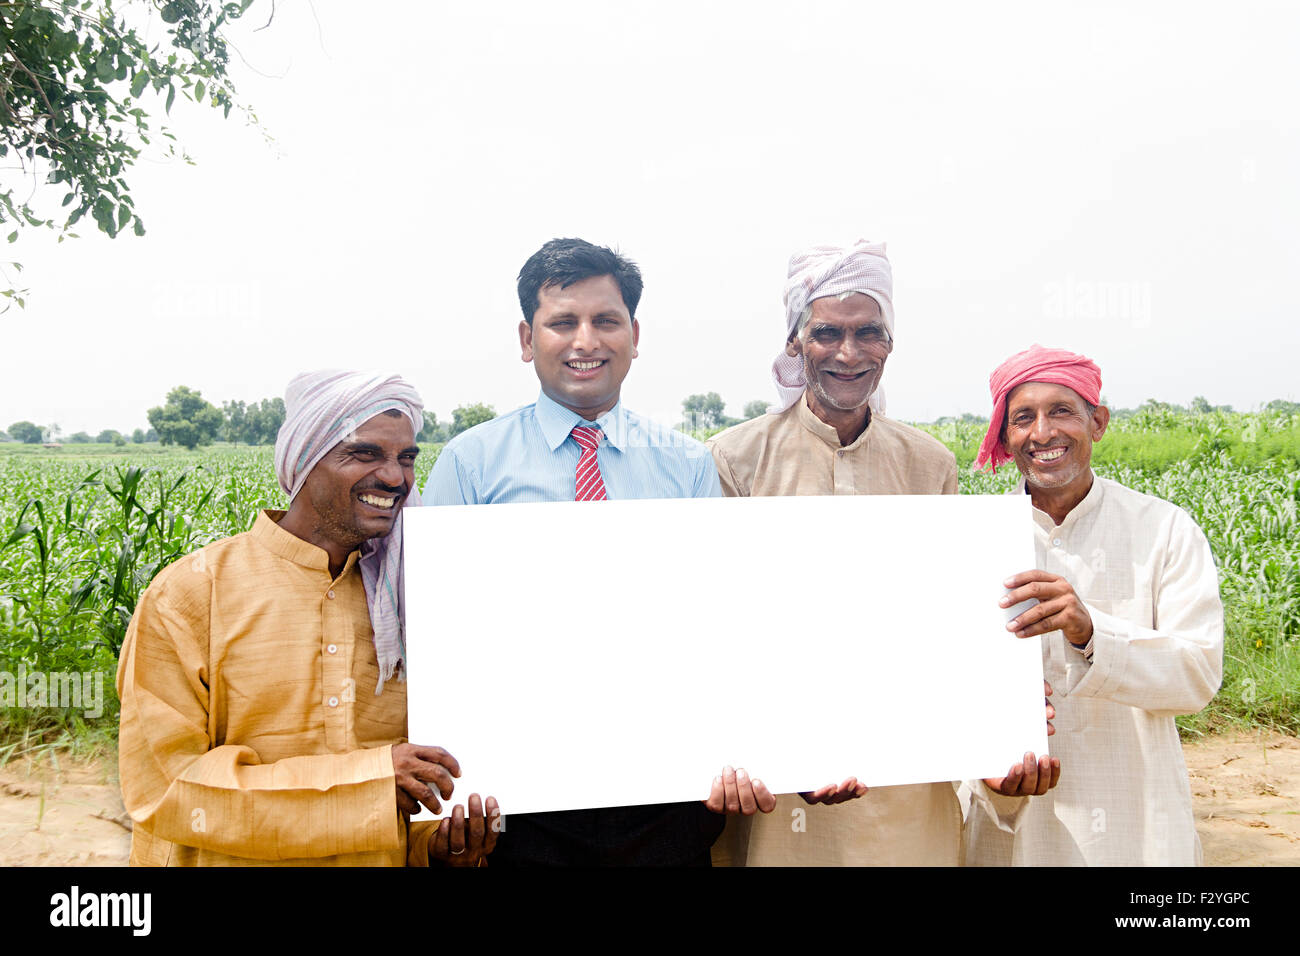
[794, 390, 874, 451]
[535, 390, 629, 452]
[251, 509, 360, 576]
[1018, 469, 1104, 532]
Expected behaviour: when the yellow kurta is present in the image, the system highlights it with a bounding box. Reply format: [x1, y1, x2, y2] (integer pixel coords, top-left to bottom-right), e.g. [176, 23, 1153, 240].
[116, 510, 435, 866]
[706, 394, 1022, 865]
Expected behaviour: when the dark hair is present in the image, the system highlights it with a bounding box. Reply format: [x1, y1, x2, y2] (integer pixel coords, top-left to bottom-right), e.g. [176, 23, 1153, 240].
[516, 237, 644, 325]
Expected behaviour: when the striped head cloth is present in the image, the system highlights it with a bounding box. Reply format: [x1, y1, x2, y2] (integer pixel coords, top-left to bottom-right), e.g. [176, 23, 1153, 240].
[274, 369, 425, 691]
[772, 239, 895, 414]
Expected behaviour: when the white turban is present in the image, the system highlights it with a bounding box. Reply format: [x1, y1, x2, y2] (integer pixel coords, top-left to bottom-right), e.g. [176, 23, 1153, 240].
[771, 239, 895, 414]
[274, 370, 424, 692]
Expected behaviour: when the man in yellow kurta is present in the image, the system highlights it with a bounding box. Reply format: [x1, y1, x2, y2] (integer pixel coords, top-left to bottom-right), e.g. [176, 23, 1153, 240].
[116, 370, 497, 866]
[708, 240, 1058, 865]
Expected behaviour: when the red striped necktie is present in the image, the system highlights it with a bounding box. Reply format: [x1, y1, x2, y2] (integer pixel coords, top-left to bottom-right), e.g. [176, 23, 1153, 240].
[571, 425, 608, 501]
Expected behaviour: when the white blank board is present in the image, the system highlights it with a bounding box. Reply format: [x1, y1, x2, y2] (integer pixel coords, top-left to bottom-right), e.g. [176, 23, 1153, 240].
[404, 494, 1045, 816]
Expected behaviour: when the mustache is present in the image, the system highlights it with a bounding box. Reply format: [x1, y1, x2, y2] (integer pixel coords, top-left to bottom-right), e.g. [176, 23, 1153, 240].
[357, 481, 409, 498]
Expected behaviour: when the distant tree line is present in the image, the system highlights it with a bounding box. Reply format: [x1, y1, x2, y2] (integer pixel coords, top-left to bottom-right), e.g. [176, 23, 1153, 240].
[678, 392, 768, 432]
[1, 421, 158, 445]
[145, 388, 501, 450]
[418, 403, 496, 443]
[9, 391, 1294, 450]
[220, 398, 288, 446]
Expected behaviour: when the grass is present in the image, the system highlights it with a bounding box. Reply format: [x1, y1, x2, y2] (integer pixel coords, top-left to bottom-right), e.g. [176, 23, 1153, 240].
[1, 412, 1295, 753]
[0, 709, 119, 769]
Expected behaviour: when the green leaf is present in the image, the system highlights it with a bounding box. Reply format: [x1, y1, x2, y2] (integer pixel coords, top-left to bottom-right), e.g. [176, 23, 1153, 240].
[166, 83, 176, 115]
[132, 218, 145, 237]
[3, 522, 36, 549]
[160, 2, 181, 24]
[93, 197, 117, 238]
[95, 54, 115, 82]
[6, 231, 16, 243]
[130, 71, 149, 98]
[118, 204, 130, 228]
[195, 81, 205, 103]
[61, 193, 74, 207]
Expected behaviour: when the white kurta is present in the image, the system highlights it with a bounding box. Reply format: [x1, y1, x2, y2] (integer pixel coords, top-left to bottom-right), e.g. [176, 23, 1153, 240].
[963, 473, 1224, 866]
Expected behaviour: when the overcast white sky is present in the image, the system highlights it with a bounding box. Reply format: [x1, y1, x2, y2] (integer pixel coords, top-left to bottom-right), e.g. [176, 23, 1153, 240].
[4, 0, 1298, 434]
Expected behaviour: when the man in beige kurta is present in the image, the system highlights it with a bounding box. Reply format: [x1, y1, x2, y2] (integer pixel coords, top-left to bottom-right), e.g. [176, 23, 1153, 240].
[964, 346, 1223, 865]
[707, 241, 1056, 865]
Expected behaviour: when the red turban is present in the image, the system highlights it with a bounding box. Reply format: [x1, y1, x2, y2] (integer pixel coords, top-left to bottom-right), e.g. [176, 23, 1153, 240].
[976, 345, 1103, 472]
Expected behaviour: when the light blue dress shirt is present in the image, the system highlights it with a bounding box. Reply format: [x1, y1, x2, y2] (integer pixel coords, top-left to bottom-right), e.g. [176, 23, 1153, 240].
[422, 391, 721, 504]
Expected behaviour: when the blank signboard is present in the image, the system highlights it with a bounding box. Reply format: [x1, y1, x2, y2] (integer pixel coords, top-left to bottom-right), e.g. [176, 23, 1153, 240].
[404, 493, 1045, 817]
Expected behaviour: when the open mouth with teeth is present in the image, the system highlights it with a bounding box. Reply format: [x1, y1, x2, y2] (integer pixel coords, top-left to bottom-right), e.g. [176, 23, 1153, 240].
[1028, 447, 1068, 463]
[825, 368, 876, 382]
[358, 492, 399, 510]
[565, 359, 607, 378]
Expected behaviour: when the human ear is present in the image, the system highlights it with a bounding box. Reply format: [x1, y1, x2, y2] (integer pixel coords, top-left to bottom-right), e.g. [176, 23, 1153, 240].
[1092, 404, 1110, 441]
[785, 334, 802, 358]
[631, 318, 640, 359]
[519, 320, 534, 363]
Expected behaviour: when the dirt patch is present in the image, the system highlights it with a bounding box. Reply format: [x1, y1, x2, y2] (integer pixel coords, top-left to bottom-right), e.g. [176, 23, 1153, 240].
[0, 732, 1296, 866]
[0, 752, 130, 866]
[1185, 730, 1300, 866]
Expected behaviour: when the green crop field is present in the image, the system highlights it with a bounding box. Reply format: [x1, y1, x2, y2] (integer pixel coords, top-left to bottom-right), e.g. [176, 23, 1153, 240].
[1, 407, 1297, 758]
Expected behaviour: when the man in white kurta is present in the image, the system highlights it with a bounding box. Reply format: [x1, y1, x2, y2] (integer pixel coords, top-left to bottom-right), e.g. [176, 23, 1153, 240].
[708, 241, 1057, 865]
[964, 345, 1223, 865]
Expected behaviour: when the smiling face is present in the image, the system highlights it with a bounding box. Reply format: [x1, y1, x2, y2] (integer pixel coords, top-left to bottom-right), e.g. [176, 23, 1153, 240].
[788, 292, 892, 419]
[297, 411, 419, 556]
[519, 273, 640, 420]
[1003, 381, 1109, 496]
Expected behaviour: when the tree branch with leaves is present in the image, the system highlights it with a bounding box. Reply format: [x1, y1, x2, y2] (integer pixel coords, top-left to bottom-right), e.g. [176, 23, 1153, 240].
[0, 0, 261, 308]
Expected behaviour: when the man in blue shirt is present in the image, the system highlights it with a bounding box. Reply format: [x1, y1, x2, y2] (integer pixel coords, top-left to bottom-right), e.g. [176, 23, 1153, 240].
[423, 238, 820, 865]
[424, 239, 719, 505]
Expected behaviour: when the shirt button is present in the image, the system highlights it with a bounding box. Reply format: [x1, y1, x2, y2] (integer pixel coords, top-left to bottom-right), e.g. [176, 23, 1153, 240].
[327, 644, 338, 655]
[837, 450, 845, 458]
[327, 696, 339, 708]
[1052, 538, 1062, 547]
[327, 590, 335, 600]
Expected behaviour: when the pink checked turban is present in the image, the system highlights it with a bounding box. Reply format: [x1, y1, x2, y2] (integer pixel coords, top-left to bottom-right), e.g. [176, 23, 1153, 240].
[771, 239, 894, 414]
[976, 345, 1103, 473]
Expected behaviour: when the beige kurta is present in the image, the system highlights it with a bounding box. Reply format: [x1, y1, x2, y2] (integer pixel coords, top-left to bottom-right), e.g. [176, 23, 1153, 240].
[117, 511, 435, 866]
[708, 392, 957, 498]
[963, 473, 1224, 865]
[706, 394, 1021, 865]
